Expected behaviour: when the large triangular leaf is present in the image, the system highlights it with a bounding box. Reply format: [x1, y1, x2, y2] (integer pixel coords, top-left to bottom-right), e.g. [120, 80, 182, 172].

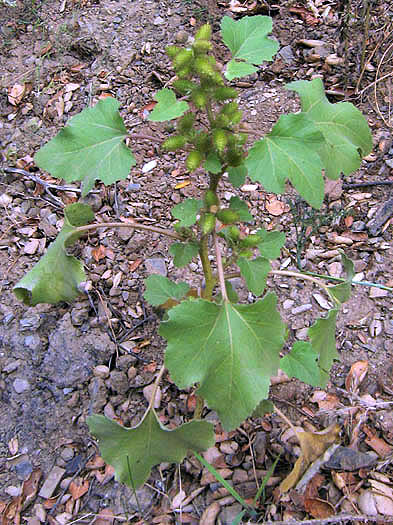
[280, 341, 322, 387]
[238, 256, 270, 296]
[328, 251, 355, 304]
[14, 203, 94, 305]
[160, 294, 286, 430]
[287, 78, 373, 179]
[228, 165, 247, 187]
[221, 16, 279, 80]
[169, 241, 199, 267]
[257, 228, 286, 259]
[308, 309, 339, 387]
[245, 113, 326, 208]
[148, 89, 189, 122]
[87, 409, 214, 488]
[144, 275, 190, 307]
[34, 98, 136, 196]
[171, 198, 203, 228]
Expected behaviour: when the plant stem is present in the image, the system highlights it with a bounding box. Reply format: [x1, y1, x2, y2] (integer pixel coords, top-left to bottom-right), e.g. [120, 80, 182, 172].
[199, 235, 215, 300]
[303, 270, 393, 292]
[72, 221, 181, 240]
[147, 365, 166, 412]
[214, 234, 228, 302]
[270, 269, 332, 295]
[209, 173, 221, 193]
[194, 395, 204, 420]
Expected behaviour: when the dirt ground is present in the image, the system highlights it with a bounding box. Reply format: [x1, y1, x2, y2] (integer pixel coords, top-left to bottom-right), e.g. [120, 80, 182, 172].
[1, 0, 393, 523]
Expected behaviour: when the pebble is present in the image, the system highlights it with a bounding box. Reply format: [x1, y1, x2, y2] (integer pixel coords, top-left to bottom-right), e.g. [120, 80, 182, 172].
[108, 371, 129, 395]
[13, 378, 30, 393]
[369, 288, 388, 298]
[143, 384, 162, 408]
[19, 314, 42, 331]
[126, 183, 141, 191]
[3, 359, 21, 373]
[93, 365, 110, 378]
[24, 334, 41, 350]
[292, 304, 312, 315]
[296, 327, 309, 340]
[15, 460, 33, 480]
[60, 448, 74, 461]
[5, 486, 22, 497]
[283, 299, 294, 310]
[145, 258, 167, 276]
[241, 184, 258, 192]
[253, 431, 267, 462]
[175, 30, 188, 43]
[153, 16, 165, 25]
[219, 503, 243, 525]
[142, 160, 157, 173]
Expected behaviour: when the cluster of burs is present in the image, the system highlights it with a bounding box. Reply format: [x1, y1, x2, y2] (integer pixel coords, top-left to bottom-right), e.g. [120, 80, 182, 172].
[162, 23, 247, 173]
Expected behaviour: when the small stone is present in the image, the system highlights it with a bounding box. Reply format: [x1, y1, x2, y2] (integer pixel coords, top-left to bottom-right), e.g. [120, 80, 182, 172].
[241, 184, 258, 192]
[254, 431, 267, 462]
[145, 258, 167, 276]
[13, 378, 30, 393]
[19, 314, 42, 331]
[292, 304, 312, 315]
[70, 307, 89, 326]
[60, 448, 74, 461]
[93, 365, 110, 378]
[5, 486, 22, 497]
[283, 299, 294, 310]
[15, 460, 33, 480]
[3, 360, 21, 373]
[143, 384, 162, 408]
[278, 45, 295, 64]
[127, 366, 137, 380]
[24, 334, 41, 350]
[369, 288, 388, 298]
[232, 469, 248, 484]
[109, 371, 129, 395]
[153, 16, 165, 25]
[39, 466, 66, 498]
[142, 160, 157, 173]
[175, 30, 189, 43]
[126, 183, 141, 191]
[352, 221, 366, 232]
[296, 327, 309, 340]
[219, 503, 243, 525]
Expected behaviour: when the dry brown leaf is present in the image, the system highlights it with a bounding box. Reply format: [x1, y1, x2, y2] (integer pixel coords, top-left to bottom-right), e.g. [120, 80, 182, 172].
[304, 497, 334, 518]
[93, 508, 115, 525]
[92, 245, 106, 262]
[345, 360, 368, 393]
[280, 423, 340, 493]
[310, 391, 340, 410]
[8, 83, 26, 105]
[363, 425, 393, 458]
[200, 502, 221, 525]
[265, 196, 288, 216]
[69, 478, 89, 500]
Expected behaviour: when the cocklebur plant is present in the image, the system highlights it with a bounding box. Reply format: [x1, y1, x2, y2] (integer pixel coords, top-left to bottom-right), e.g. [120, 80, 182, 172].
[14, 16, 373, 489]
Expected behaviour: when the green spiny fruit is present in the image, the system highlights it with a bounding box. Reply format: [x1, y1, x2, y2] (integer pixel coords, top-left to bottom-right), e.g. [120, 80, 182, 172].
[204, 189, 219, 209]
[194, 132, 211, 153]
[194, 56, 215, 78]
[177, 65, 193, 79]
[162, 135, 187, 151]
[227, 225, 241, 241]
[166, 45, 181, 59]
[192, 39, 212, 54]
[178, 112, 195, 133]
[200, 213, 216, 235]
[195, 23, 212, 41]
[173, 79, 196, 94]
[226, 150, 244, 167]
[222, 101, 239, 116]
[241, 234, 261, 248]
[186, 150, 203, 172]
[216, 209, 239, 224]
[210, 72, 225, 86]
[173, 49, 194, 71]
[214, 114, 231, 128]
[191, 89, 208, 109]
[213, 87, 238, 101]
[230, 110, 242, 125]
[212, 129, 228, 154]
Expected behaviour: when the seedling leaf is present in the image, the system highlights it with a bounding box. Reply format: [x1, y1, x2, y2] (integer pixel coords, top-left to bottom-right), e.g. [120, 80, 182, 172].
[34, 98, 136, 196]
[221, 16, 279, 80]
[169, 242, 199, 267]
[160, 294, 286, 430]
[228, 165, 247, 187]
[148, 88, 189, 121]
[287, 78, 373, 179]
[280, 341, 322, 387]
[328, 251, 355, 304]
[257, 228, 286, 259]
[87, 409, 214, 488]
[245, 113, 326, 208]
[229, 196, 253, 222]
[171, 198, 203, 227]
[308, 309, 339, 387]
[204, 152, 222, 174]
[144, 275, 190, 307]
[238, 256, 270, 296]
[13, 203, 94, 305]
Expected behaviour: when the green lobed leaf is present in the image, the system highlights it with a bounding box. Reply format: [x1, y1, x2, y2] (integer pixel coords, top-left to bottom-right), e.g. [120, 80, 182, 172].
[13, 203, 94, 306]
[171, 198, 203, 228]
[280, 341, 322, 387]
[257, 228, 286, 259]
[308, 309, 339, 387]
[228, 165, 247, 187]
[238, 256, 271, 296]
[87, 409, 214, 488]
[144, 275, 190, 307]
[229, 196, 253, 222]
[221, 16, 279, 81]
[204, 152, 222, 174]
[169, 241, 199, 267]
[160, 294, 286, 431]
[253, 399, 274, 417]
[287, 78, 373, 179]
[328, 251, 355, 304]
[34, 98, 136, 197]
[245, 113, 326, 209]
[148, 88, 189, 122]
[225, 280, 239, 303]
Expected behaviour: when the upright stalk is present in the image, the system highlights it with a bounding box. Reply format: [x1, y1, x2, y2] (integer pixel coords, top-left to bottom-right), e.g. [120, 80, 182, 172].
[199, 235, 215, 300]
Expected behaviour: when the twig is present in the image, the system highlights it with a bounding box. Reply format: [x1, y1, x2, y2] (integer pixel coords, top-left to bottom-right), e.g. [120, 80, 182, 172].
[73, 221, 181, 240]
[247, 514, 393, 525]
[342, 180, 393, 189]
[147, 365, 166, 412]
[214, 234, 228, 301]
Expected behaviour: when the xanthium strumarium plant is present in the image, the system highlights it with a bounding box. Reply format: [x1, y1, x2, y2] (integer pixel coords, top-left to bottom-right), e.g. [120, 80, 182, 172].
[14, 16, 373, 489]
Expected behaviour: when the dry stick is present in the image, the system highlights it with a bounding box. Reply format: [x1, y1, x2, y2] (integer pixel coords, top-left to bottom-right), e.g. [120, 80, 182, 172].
[214, 234, 228, 301]
[147, 365, 166, 412]
[374, 39, 393, 128]
[73, 221, 181, 240]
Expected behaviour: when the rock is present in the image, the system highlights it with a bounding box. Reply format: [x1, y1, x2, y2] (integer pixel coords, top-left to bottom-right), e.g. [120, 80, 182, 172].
[13, 378, 30, 393]
[70, 306, 89, 326]
[15, 460, 33, 480]
[254, 431, 267, 463]
[24, 334, 41, 351]
[145, 258, 167, 276]
[88, 378, 107, 411]
[218, 503, 243, 525]
[175, 30, 189, 43]
[3, 359, 21, 373]
[292, 304, 312, 315]
[93, 365, 110, 379]
[143, 384, 161, 408]
[278, 45, 295, 64]
[41, 313, 115, 388]
[39, 466, 66, 499]
[108, 371, 129, 395]
[19, 314, 42, 331]
[153, 16, 165, 25]
[142, 160, 157, 173]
